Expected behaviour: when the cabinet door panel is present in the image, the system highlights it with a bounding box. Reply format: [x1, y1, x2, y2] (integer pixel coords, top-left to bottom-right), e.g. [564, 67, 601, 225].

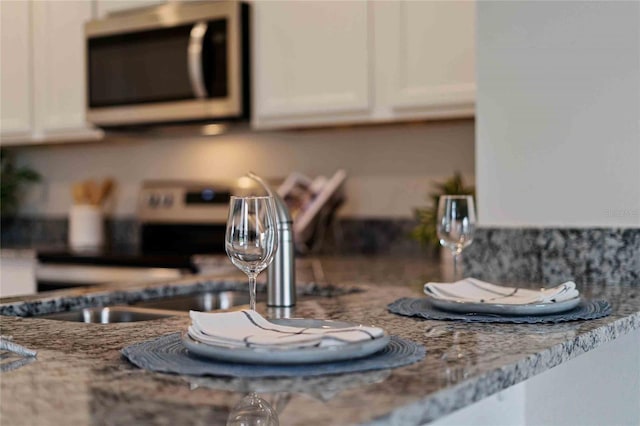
[253, 1, 370, 124]
[385, 1, 475, 113]
[32, 1, 94, 134]
[0, 0, 31, 138]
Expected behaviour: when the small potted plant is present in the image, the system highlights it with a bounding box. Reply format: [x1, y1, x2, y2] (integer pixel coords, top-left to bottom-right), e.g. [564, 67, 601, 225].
[0, 149, 40, 219]
[411, 172, 475, 256]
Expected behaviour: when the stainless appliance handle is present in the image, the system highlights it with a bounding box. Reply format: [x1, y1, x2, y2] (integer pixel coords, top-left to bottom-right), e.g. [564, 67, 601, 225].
[188, 22, 208, 99]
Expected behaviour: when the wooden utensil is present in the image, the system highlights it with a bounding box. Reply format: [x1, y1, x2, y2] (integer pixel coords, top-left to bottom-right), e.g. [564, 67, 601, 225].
[72, 182, 86, 204]
[71, 178, 115, 206]
[97, 179, 114, 205]
[84, 180, 100, 205]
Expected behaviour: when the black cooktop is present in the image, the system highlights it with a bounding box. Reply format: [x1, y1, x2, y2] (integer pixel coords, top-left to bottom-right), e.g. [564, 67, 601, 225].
[36, 246, 198, 272]
[37, 222, 228, 273]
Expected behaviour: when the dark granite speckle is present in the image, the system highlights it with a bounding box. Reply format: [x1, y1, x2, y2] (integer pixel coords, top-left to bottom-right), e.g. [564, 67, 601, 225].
[538, 228, 640, 285]
[325, 219, 422, 256]
[1, 216, 139, 250]
[1, 217, 68, 247]
[461, 228, 542, 283]
[464, 228, 640, 285]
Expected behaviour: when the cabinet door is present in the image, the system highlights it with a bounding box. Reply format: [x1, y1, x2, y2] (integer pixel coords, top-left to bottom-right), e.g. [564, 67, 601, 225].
[0, 0, 32, 140]
[375, 0, 475, 120]
[32, 0, 102, 140]
[253, 1, 370, 129]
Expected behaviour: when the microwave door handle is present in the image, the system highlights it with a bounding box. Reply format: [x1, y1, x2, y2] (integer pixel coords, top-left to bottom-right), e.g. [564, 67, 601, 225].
[188, 22, 208, 98]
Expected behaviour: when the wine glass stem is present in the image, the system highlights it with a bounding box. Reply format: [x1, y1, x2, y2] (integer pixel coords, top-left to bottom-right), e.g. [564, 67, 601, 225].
[248, 274, 257, 311]
[452, 252, 459, 280]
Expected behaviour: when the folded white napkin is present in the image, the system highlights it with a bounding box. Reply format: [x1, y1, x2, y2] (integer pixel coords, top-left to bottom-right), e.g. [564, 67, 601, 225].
[424, 278, 579, 305]
[188, 310, 385, 350]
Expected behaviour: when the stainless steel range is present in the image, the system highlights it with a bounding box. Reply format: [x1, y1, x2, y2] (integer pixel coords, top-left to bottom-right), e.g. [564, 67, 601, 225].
[36, 180, 257, 292]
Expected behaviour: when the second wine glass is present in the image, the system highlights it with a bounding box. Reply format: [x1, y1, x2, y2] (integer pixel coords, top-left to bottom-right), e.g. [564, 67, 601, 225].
[437, 195, 476, 280]
[225, 196, 279, 311]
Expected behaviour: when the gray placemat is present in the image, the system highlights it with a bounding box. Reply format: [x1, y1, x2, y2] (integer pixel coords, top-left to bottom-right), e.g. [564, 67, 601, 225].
[121, 333, 425, 378]
[388, 298, 611, 324]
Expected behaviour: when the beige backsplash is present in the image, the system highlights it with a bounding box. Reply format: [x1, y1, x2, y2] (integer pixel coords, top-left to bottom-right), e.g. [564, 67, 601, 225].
[12, 119, 474, 219]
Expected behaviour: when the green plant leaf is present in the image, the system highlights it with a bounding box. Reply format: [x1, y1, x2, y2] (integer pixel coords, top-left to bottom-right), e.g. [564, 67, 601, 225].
[410, 171, 475, 250]
[0, 149, 41, 216]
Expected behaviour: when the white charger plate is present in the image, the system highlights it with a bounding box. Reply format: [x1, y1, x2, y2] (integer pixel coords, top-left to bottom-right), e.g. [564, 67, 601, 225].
[182, 318, 390, 365]
[428, 296, 581, 316]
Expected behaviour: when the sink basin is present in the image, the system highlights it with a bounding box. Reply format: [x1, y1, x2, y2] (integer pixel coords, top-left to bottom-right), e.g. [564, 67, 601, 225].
[38, 306, 177, 323]
[132, 291, 261, 312]
[36, 287, 357, 322]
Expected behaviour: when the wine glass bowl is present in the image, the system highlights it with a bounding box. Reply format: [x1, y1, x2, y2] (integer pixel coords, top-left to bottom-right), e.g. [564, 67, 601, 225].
[225, 196, 279, 311]
[437, 195, 476, 279]
[226, 393, 279, 426]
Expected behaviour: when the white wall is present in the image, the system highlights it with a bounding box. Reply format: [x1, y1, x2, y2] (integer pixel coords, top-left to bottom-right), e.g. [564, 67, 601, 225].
[477, 1, 640, 227]
[12, 120, 474, 219]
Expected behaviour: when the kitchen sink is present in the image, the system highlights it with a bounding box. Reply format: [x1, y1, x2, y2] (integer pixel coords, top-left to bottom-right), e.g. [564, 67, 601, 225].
[38, 306, 178, 323]
[35, 286, 356, 323]
[36, 291, 259, 323]
[131, 291, 262, 312]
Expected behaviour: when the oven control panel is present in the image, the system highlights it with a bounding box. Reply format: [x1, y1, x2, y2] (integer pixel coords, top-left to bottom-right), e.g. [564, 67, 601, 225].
[138, 180, 264, 224]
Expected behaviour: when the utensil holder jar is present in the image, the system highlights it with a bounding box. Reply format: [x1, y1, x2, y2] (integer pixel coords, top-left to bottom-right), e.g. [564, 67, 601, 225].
[69, 205, 104, 251]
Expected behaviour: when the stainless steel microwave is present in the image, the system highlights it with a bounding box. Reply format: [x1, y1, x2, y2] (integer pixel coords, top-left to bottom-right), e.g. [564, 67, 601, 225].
[85, 1, 249, 127]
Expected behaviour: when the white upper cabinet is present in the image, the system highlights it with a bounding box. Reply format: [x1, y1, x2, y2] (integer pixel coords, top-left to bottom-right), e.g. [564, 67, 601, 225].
[252, 1, 371, 129]
[1, 0, 102, 146]
[0, 0, 32, 140]
[31, 1, 102, 141]
[253, 0, 475, 129]
[375, 0, 475, 120]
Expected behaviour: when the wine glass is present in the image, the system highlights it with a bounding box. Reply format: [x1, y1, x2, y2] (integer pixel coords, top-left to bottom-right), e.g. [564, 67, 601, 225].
[225, 196, 279, 311]
[226, 393, 279, 426]
[437, 195, 476, 280]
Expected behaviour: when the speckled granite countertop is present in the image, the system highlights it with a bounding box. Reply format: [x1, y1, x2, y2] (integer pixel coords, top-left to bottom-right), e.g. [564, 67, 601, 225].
[1, 256, 639, 425]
